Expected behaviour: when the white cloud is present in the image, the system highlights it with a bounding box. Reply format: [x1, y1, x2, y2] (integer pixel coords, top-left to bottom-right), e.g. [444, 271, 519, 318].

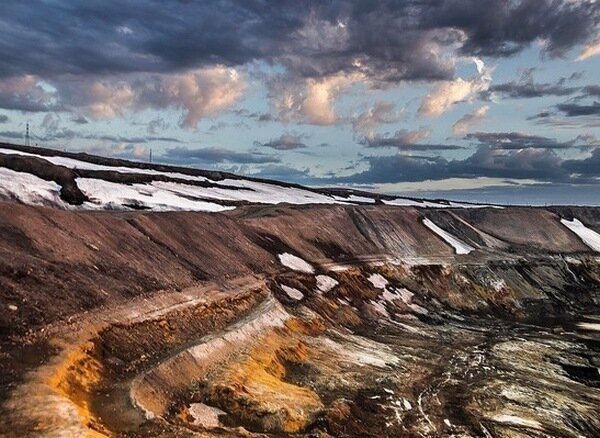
[150, 67, 246, 127]
[270, 72, 362, 125]
[86, 143, 149, 160]
[576, 40, 600, 61]
[419, 78, 483, 117]
[55, 66, 246, 127]
[352, 101, 404, 136]
[361, 128, 433, 148]
[418, 58, 492, 118]
[452, 105, 489, 136]
[85, 81, 136, 119]
[393, 128, 432, 145]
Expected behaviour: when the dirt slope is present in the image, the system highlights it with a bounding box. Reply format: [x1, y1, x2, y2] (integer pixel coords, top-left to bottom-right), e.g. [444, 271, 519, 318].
[1, 202, 598, 340]
[1, 201, 599, 437]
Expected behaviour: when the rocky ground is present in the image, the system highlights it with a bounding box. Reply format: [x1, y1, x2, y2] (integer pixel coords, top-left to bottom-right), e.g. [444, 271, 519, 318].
[0, 148, 599, 437]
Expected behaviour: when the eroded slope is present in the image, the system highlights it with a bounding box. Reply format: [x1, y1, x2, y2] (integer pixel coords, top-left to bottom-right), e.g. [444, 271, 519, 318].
[0, 202, 599, 437]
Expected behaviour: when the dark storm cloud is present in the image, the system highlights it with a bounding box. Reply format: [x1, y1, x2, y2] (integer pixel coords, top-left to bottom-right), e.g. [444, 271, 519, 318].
[0, 1, 597, 82]
[360, 131, 463, 151]
[488, 69, 582, 99]
[425, 0, 599, 58]
[254, 133, 308, 150]
[465, 132, 581, 149]
[236, 110, 277, 123]
[401, 184, 600, 207]
[0, 90, 59, 112]
[86, 134, 182, 144]
[30, 129, 183, 144]
[562, 147, 600, 175]
[326, 145, 600, 185]
[0, 130, 23, 140]
[0, 115, 8, 123]
[527, 111, 554, 120]
[527, 87, 600, 124]
[163, 146, 281, 165]
[582, 85, 600, 97]
[555, 102, 600, 117]
[248, 165, 314, 184]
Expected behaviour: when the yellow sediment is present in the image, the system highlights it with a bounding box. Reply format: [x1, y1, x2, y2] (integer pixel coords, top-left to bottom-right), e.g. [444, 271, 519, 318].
[48, 341, 109, 437]
[208, 320, 323, 433]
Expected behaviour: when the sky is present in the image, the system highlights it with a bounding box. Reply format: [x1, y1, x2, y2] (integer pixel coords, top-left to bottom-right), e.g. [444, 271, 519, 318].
[0, 0, 599, 204]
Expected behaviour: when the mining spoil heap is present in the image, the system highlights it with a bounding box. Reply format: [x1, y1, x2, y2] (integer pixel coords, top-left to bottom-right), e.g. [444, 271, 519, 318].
[0, 143, 599, 437]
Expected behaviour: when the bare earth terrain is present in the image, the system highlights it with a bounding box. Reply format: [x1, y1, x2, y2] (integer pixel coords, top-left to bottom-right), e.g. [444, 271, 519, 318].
[0, 144, 599, 437]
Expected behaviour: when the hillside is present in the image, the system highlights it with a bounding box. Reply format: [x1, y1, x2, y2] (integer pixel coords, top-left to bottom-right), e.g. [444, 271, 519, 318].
[0, 142, 493, 211]
[0, 144, 599, 437]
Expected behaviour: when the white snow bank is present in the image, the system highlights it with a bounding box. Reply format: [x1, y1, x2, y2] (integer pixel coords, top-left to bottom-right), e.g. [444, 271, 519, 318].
[316, 275, 338, 293]
[560, 218, 600, 252]
[370, 299, 390, 317]
[379, 285, 427, 315]
[316, 334, 400, 369]
[368, 273, 389, 289]
[280, 284, 304, 300]
[204, 178, 342, 205]
[422, 218, 474, 255]
[0, 168, 67, 207]
[576, 322, 600, 332]
[492, 414, 543, 430]
[76, 178, 233, 212]
[382, 198, 500, 209]
[0, 146, 499, 211]
[367, 273, 426, 317]
[332, 194, 376, 204]
[277, 253, 314, 273]
[188, 403, 226, 428]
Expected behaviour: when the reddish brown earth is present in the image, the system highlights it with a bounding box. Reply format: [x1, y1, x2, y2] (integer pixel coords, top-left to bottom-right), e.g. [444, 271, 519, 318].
[0, 201, 599, 437]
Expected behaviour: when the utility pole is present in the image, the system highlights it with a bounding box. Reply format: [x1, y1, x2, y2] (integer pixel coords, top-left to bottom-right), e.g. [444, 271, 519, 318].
[149, 148, 153, 163]
[25, 122, 30, 146]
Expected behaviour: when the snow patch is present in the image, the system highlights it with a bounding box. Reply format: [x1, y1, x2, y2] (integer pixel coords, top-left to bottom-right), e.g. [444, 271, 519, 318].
[368, 273, 389, 289]
[327, 264, 350, 272]
[577, 322, 600, 332]
[316, 275, 338, 293]
[188, 403, 226, 428]
[368, 274, 426, 317]
[395, 288, 414, 303]
[382, 198, 500, 209]
[492, 414, 543, 430]
[0, 168, 67, 207]
[0, 146, 500, 211]
[154, 179, 343, 206]
[280, 284, 304, 301]
[317, 334, 400, 369]
[277, 253, 314, 273]
[422, 218, 474, 254]
[561, 218, 600, 252]
[332, 194, 376, 204]
[76, 178, 233, 212]
[489, 278, 507, 291]
[370, 300, 389, 317]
